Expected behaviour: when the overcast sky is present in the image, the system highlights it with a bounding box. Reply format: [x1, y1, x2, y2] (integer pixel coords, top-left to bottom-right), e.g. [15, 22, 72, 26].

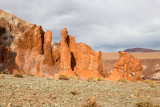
[1, 0, 160, 52]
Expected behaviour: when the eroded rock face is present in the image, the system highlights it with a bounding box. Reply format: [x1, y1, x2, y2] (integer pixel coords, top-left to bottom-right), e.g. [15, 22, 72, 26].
[0, 9, 33, 51]
[0, 45, 22, 74]
[54, 28, 77, 78]
[0, 10, 103, 79]
[55, 28, 103, 79]
[108, 51, 143, 81]
[69, 42, 103, 79]
[60, 28, 72, 71]
[43, 30, 54, 66]
[140, 59, 160, 80]
[16, 25, 60, 76]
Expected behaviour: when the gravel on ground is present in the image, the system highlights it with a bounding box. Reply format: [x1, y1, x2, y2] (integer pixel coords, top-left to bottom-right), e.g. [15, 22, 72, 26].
[0, 74, 160, 107]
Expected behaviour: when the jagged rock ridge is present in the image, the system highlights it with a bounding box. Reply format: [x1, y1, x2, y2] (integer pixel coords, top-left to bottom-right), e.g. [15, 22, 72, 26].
[0, 10, 103, 79]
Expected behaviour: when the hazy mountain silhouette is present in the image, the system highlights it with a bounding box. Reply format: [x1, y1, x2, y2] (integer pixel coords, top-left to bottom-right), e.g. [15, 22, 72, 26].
[124, 48, 160, 52]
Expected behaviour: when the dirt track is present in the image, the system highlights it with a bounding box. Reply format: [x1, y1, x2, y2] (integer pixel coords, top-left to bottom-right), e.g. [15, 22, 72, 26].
[0, 74, 160, 107]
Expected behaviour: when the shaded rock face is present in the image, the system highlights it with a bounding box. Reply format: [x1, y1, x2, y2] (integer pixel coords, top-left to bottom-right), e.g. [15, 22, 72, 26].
[108, 51, 143, 81]
[16, 25, 60, 76]
[0, 9, 33, 51]
[55, 28, 103, 79]
[141, 60, 160, 80]
[0, 45, 21, 74]
[52, 42, 60, 63]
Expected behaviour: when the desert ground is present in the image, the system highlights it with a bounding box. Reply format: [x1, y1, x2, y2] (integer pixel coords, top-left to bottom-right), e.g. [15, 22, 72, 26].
[102, 52, 160, 60]
[0, 74, 160, 107]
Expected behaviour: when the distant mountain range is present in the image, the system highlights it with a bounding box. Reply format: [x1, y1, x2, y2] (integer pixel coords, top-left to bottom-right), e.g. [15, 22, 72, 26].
[124, 48, 160, 52]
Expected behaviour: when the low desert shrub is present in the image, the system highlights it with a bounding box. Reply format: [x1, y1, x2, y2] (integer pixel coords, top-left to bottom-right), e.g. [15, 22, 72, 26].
[0, 69, 9, 74]
[132, 80, 137, 82]
[59, 75, 69, 80]
[118, 78, 127, 83]
[13, 74, 23, 78]
[144, 80, 157, 88]
[82, 97, 99, 107]
[97, 77, 104, 81]
[71, 90, 78, 95]
[88, 77, 96, 82]
[68, 76, 74, 79]
[27, 73, 34, 76]
[136, 102, 153, 107]
[155, 106, 160, 107]
[135, 101, 160, 107]
[134, 88, 139, 96]
[144, 80, 154, 84]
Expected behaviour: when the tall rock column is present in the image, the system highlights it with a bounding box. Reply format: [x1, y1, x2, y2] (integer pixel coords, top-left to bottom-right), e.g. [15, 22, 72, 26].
[43, 30, 54, 66]
[60, 28, 72, 71]
[54, 28, 76, 78]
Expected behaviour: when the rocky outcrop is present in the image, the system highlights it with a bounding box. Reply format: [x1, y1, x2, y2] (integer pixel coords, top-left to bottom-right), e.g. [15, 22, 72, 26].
[0, 9, 33, 74]
[60, 28, 72, 71]
[55, 28, 77, 78]
[141, 60, 160, 80]
[55, 28, 103, 79]
[15, 25, 60, 76]
[108, 51, 143, 81]
[0, 9, 33, 51]
[69, 42, 103, 79]
[43, 30, 54, 66]
[0, 10, 103, 79]
[0, 45, 23, 74]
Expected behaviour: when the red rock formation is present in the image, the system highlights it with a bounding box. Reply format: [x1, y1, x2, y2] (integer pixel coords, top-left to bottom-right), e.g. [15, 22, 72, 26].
[55, 28, 76, 78]
[103, 68, 109, 77]
[52, 47, 60, 63]
[55, 28, 103, 79]
[60, 28, 72, 71]
[17, 24, 44, 53]
[0, 45, 24, 74]
[108, 51, 143, 81]
[69, 42, 103, 79]
[0, 10, 103, 79]
[16, 25, 60, 76]
[0, 9, 33, 51]
[43, 30, 54, 66]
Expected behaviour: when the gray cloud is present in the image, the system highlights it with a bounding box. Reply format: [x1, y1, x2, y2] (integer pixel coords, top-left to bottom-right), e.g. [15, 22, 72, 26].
[1, 0, 160, 52]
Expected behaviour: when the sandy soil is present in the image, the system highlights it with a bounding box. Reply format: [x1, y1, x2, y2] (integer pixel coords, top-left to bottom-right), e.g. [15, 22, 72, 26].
[0, 74, 160, 107]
